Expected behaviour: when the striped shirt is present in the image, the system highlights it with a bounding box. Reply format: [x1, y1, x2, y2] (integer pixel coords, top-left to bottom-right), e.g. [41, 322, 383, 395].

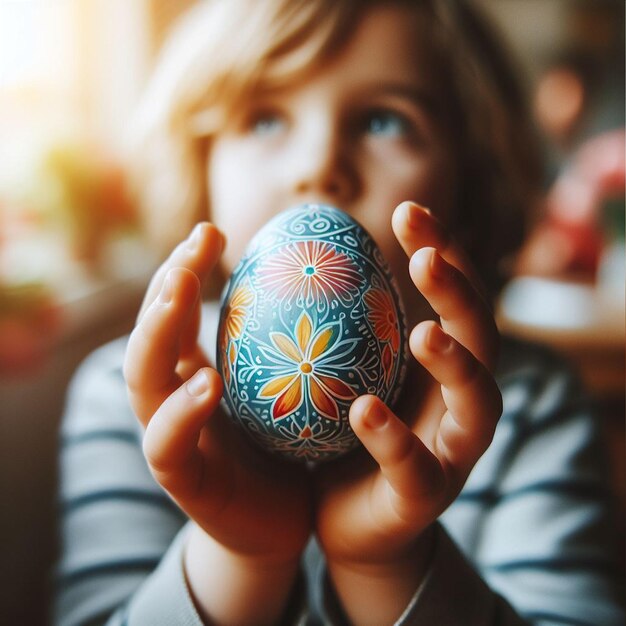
[53, 332, 624, 625]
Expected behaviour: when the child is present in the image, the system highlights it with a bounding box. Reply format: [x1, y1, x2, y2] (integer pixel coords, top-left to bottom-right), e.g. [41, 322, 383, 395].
[54, 1, 624, 624]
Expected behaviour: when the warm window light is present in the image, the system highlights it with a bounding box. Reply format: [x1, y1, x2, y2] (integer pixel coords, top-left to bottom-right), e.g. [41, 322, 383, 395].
[0, 0, 159, 150]
[0, 0, 197, 145]
[0, 0, 75, 94]
[0, 2, 39, 89]
[0, 0, 81, 180]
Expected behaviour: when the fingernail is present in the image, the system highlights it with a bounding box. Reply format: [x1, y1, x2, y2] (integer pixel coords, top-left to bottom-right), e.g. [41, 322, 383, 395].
[427, 325, 452, 353]
[159, 272, 173, 303]
[187, 370, 209, 396]
[186, 223, 204, 251]
[363, 400, 387, 429]
[407, 203, 431, 229]
[217, 229, 227, 253]
[429, 250, 447, 280]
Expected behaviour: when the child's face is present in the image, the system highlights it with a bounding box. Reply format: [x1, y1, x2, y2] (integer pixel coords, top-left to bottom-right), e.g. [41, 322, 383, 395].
[208, 4, 456, 309]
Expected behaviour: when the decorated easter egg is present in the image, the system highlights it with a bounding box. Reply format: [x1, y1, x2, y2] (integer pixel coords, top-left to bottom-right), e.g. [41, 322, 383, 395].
[217, 204, 407, 462]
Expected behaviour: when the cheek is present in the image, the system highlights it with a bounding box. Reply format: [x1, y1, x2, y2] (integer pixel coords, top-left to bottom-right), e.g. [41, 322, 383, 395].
[400, 151, 455, 216]
[207, 145, 264, 270]
[420, 145, 458, 220]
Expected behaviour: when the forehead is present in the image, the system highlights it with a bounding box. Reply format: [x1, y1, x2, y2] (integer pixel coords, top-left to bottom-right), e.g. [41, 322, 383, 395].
[245, 3, 445, 121]
[334, 4, 434, 80]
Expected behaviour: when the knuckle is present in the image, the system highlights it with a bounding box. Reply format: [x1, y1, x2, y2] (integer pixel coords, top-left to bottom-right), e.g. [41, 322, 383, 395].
[122, 352, 140, 390]
[492, 385, 504, 418]
[142, 433, 171, 477]
[386, 430, 418, 467]
[452, 348, 482, 387]
[476, 420, 497, 453]
[123, 332, 152, 391]
[470, 387, 502, 452]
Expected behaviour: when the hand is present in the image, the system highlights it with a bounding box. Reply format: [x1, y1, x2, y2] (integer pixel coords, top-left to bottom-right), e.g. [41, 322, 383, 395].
[313, 202, 502, 624]
[123, 223, 312, 624]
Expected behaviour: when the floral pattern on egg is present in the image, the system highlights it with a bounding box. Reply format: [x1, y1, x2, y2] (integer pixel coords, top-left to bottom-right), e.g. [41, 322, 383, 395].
[217, 204, 407, 462]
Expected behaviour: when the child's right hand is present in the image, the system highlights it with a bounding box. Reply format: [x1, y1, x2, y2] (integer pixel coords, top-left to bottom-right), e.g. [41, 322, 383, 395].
[123, 223, 311, 624]
[311, 203, 503, 624]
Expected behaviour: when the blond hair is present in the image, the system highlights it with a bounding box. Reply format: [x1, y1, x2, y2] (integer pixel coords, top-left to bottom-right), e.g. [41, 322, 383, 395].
[128, 0, 541, 292]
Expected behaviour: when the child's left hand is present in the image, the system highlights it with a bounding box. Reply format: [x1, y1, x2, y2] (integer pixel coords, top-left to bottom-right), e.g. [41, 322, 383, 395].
[313, 202, 502, 624]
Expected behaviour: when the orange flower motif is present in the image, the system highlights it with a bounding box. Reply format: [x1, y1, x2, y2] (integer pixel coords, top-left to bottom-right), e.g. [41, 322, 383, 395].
[363, 287, 400, 353]
[258, 311, 357, 421]
[224, 283, 254, 340]
[220, 283, 253, 386]
[255, 240, 363, 308]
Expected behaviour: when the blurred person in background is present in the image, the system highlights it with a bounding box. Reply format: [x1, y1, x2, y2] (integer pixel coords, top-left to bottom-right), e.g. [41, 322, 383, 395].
[516, 1, 625, 282]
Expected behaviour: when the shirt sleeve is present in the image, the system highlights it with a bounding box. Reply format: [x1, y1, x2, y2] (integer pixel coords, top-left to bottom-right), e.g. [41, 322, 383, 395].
[119, 525, 202, 626]
[316, 524, 525, 626]
[53, 338, 199, 626]
[394, 525, 527, 625]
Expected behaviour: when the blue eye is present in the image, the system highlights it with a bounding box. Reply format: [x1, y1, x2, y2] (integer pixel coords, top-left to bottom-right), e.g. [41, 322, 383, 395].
[250, 113, 285, 135]
[365, 110, 409, 137]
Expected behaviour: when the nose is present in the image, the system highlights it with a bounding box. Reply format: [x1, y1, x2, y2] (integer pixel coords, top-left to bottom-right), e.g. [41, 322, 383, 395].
[290, 119, 360, 206]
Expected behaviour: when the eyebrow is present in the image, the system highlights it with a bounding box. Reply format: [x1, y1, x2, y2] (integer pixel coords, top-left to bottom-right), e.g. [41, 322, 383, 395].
[252, 78, 439, 111]
[360, 82, 440, 115]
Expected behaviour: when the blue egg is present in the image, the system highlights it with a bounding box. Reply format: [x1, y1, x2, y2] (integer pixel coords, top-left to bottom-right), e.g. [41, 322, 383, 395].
[217, 204, 407, 462]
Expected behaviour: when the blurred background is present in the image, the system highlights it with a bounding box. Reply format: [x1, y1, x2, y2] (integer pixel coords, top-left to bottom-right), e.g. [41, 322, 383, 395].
[0, 1, 623, 624]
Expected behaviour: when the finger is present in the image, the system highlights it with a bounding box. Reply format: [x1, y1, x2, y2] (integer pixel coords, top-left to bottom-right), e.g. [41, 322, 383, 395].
[409, 247, 499, 370]
[175, 344, 212, 383]
[142, 367, 223, 499]
[410, 321, 502, 473]
[391, 201, 486, 296]
[138, 222, 225, 323]
[124, 267, 201, 425]
[349, 396, 445, 508]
